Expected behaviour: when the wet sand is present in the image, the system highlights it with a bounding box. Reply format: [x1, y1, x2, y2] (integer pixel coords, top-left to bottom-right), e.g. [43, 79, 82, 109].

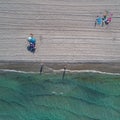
[0, 61, 120, 73]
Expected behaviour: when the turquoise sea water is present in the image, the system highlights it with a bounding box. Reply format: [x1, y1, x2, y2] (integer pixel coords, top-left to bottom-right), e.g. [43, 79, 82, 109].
[0, 70, 120, 120]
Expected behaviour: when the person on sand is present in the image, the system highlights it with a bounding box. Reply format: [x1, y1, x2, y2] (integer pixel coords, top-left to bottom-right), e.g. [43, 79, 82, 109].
[28, 33, 36, 46]
[95, 16, 103, 27]
[102, 10, 108, 22]
[104, 13, 113, 25]
[27, 33, 36, 53]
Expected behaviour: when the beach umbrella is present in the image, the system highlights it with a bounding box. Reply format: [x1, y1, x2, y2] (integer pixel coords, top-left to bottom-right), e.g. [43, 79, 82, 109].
[28, 37, 36, 43]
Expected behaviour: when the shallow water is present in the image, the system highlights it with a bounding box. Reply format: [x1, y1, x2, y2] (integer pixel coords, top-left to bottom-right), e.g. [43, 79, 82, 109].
[0, 70, 120, 120]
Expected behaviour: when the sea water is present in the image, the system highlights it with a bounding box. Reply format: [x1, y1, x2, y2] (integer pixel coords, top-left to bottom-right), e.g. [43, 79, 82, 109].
[0, 69, 120, 120]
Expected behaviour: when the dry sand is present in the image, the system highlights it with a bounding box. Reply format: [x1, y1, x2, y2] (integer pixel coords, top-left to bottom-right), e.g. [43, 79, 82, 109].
[0, 0, 120, 71]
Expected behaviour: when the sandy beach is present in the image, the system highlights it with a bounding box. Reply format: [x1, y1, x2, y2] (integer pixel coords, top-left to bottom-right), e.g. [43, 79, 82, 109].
[1, 2, 120, 120]
[0, 0, 120, 71]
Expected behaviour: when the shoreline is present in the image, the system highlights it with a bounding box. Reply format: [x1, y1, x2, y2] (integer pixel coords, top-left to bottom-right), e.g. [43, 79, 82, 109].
[0, 61, 120, 73]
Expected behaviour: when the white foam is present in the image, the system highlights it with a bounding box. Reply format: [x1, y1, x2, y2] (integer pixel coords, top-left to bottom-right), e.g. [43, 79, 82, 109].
[0, 69, 36, 74]
[53, 69, 120, 75]
[0, 69, 120, 76]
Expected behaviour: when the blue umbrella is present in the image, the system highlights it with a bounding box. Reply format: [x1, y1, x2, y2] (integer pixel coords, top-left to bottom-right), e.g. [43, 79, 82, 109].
[28, 37, 36, 44]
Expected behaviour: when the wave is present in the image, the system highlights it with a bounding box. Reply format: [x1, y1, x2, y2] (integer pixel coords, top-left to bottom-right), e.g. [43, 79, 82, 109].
[53, 69, 120, 75]
[0, 69, 35, 74]
[0, 68, 120, 76]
